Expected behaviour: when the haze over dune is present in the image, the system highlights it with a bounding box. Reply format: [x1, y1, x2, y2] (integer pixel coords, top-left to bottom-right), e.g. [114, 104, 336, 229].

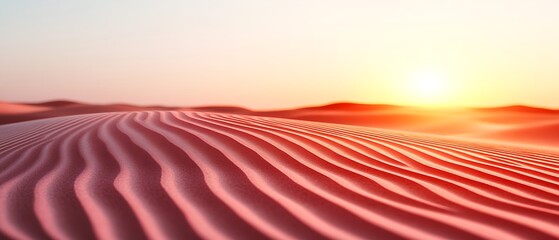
[1, 103, 559, 239]
[0, 102, 52, 115]
[258, 103, 559, 150]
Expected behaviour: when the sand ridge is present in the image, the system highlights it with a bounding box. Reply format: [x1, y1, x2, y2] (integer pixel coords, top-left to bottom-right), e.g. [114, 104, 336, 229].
[1, 111, 558, 239]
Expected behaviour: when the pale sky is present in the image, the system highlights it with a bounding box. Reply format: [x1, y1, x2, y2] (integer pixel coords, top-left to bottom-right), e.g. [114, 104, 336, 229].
[1, 0, 558, 109]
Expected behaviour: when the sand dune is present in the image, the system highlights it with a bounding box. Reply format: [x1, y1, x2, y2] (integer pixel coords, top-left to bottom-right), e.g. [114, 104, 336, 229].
[3, 101, 559, 149]
[1, 111, 558, 239]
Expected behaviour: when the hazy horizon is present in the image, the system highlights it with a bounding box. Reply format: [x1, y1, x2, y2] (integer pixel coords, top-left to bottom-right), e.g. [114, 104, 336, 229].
[2, 0, 558, 109]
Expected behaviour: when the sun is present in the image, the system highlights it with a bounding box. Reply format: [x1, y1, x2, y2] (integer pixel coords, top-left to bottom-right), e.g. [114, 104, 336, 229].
[407, 71, 450, 107]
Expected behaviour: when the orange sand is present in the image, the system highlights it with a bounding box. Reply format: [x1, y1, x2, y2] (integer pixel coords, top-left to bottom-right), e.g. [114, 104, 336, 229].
[0, 102, 558, 239]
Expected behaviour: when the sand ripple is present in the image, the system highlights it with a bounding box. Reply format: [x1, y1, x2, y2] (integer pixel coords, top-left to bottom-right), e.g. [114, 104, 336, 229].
[1, 111, 559, 239]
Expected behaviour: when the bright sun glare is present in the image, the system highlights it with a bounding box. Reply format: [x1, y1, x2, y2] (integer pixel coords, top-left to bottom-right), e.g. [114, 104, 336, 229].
[407, 71, 449, 107]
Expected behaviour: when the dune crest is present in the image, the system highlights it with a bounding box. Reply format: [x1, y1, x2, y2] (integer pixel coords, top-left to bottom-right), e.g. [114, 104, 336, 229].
[1, 111, 559, 239]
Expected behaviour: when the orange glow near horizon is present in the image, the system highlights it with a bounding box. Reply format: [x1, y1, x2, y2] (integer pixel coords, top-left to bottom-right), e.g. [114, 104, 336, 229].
[1, 1, 558, 109]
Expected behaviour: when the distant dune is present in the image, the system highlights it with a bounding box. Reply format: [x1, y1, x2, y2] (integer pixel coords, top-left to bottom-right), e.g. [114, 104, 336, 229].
[1, 110, 559, 239]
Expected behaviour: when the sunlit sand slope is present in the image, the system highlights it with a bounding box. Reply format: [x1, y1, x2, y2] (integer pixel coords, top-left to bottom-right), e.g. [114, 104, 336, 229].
[1, 111, 559, 239]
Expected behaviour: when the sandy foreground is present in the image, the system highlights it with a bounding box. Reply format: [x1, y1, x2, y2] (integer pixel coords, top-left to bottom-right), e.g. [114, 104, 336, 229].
[1, 102, 558, 239]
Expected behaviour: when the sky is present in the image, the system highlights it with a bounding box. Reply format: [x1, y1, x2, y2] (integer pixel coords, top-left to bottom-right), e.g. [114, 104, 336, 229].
[1, 0, 558, 109]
